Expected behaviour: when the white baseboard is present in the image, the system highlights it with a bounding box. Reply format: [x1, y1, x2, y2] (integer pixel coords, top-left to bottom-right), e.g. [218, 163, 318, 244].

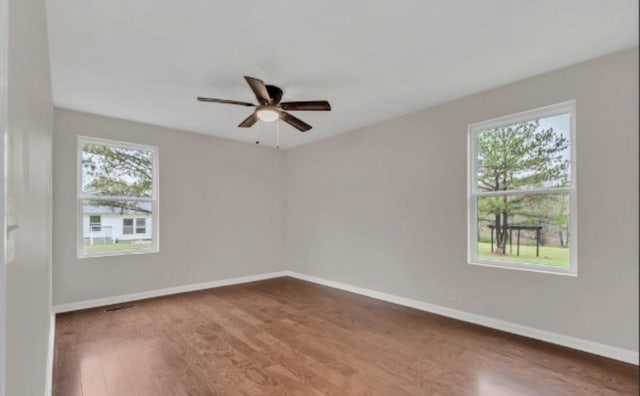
[284, 271, 639, 366]
[45, 312, 55, 396]
[52, 271, 288, 313]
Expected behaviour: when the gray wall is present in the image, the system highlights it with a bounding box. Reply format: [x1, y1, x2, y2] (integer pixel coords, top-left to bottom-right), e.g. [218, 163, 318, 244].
[6, 0, 53, 394]
[53, 109, 286, 305]
[286, 48, 639, 352]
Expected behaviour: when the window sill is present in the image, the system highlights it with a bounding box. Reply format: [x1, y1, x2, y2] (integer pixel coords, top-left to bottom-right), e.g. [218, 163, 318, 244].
[78, 248, 159, 259]
[468, 259, 577, 277]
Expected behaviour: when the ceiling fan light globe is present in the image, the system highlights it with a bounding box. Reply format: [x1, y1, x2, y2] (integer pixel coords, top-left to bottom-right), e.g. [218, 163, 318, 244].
[256, 108, 280, 122]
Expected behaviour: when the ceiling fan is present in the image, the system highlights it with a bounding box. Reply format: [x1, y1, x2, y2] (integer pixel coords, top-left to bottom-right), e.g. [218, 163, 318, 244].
[197, 76, 331, 132]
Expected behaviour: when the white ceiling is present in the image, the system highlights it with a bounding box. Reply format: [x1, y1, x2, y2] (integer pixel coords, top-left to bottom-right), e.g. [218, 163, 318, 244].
[46, 0, 638, 149]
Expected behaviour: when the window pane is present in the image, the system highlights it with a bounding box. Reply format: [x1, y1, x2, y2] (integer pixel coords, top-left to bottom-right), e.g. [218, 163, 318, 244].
[476, 193, 570, 268]
[477, 113, 571, 192]
[81, 143, 154, 198]
[82, 200, 153, 254]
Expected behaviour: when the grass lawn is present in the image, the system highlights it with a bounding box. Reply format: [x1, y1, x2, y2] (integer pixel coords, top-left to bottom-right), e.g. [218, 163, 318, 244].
[477, 242, 569, 267]
[84, 241, 153, 253]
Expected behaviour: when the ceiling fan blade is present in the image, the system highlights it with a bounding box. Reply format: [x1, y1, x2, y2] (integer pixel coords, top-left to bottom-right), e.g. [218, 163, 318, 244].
[280, 101, 331, 111]
[197, 97, 255, 107]
[238, 112, 259, 128]
[244, 76, 271, 105]
[281, 111, 312, 132]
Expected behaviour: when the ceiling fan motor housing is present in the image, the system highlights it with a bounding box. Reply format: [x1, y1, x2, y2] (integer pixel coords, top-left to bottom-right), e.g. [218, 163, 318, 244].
[265, 85, 283, 104]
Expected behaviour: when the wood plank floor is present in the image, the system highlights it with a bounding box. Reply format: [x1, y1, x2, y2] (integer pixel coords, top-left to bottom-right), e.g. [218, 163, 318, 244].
[54, 277, 639, 395]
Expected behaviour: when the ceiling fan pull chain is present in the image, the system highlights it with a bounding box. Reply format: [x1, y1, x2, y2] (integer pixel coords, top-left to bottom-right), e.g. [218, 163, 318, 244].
[276, 121, 280, 149]
[256, 123, 260, 144]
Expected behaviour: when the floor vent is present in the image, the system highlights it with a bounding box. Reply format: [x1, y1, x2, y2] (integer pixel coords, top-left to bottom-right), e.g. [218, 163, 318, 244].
[104, 304, 133, 312]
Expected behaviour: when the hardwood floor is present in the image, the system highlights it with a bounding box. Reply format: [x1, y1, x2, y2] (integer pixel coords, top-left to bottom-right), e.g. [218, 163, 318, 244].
[54, 277, 638, 395]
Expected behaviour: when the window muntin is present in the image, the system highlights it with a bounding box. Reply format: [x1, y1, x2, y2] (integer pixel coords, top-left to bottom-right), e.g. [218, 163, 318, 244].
[468, 102, 576, 275]
[78, 137, 158, 257]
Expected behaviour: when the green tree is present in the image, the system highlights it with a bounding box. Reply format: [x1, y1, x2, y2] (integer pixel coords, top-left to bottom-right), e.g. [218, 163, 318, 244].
[82, 144, 152, 214]
[536, 193, 570, 247]
[477, 120, 569, 254]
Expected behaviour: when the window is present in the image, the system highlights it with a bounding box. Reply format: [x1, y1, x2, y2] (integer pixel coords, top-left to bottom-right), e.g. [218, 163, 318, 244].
[89, 215, 101, 232]
[78, 136, 159, 257]
[123, 218, 134, 235]
[136, 218, 146, 234]
[468, 101, 576, 275]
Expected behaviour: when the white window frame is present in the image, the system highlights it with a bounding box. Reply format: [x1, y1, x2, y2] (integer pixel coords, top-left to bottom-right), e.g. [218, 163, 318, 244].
[467, 101, 577, 276]
[0, 0, 7, 391]
[77, 136, 159, 258]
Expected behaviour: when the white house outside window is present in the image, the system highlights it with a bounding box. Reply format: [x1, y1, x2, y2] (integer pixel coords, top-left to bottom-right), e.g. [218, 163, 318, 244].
[78, 136, 159, 257]
[468, 101, 577, 275]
